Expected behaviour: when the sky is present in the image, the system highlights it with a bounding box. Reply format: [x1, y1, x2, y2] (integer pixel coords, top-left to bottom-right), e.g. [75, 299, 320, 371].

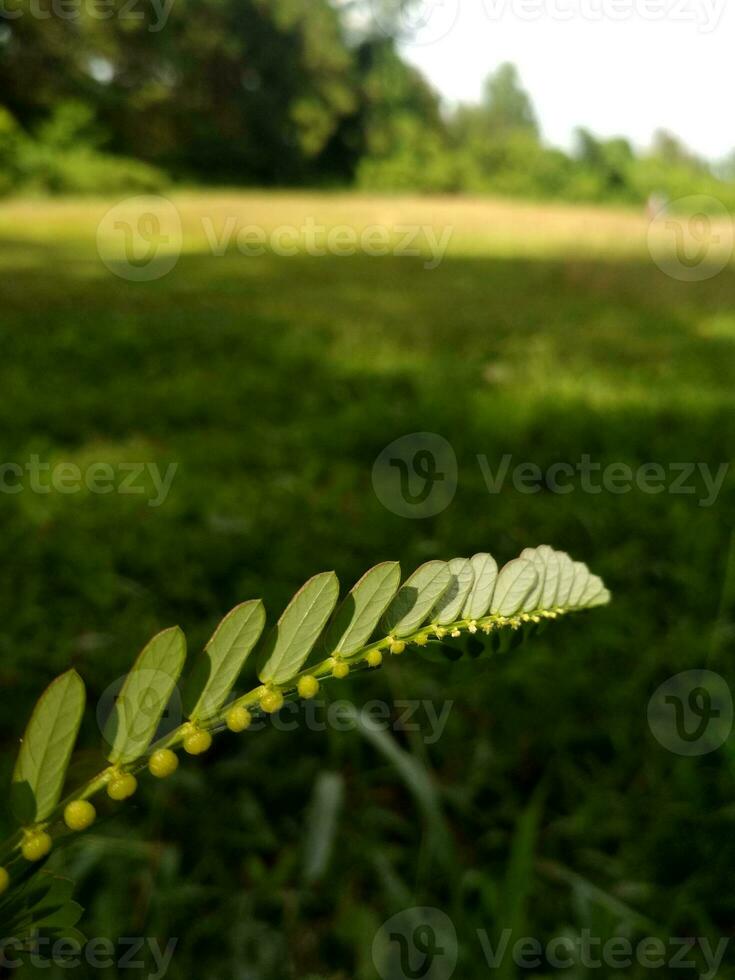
[370, 0, 734, 161]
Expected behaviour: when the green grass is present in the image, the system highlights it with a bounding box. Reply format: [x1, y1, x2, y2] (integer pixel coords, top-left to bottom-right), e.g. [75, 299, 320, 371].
[1, 192, 734, 978]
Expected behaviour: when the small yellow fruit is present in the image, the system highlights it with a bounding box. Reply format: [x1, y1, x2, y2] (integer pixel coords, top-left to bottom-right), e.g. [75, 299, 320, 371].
[390, 639, 406, 655]
[414, 633, 429, 647]
[366, 649, 383, 668]
[64, 800, 96, 832]
[22, 831, 52, 862]
[183, 729, 212, 755]
[332, 660, 349, 679]
[107, 772, 138, 801]
[226, 705, 252, 733]
[298, 675, 319, 699]
[260, 689, 284, 713]
[0, 867, 9, 895]
[149, 748, 179, 778]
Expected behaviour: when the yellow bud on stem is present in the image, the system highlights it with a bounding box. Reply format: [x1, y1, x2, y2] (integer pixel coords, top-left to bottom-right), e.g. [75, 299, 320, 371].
[149, 748, 179, 778]
[107, 772, 137, 801]
[183, 729, 212, 756]
[260, 688, 284, 714]
[64, 800, 96, 832]
[298, 675, 320, 699]
[22, 831, 52, 862]
[226, 705, 252, 733]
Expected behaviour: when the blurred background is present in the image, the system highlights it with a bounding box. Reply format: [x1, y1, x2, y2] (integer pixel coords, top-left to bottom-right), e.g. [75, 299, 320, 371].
[1, 0, 735, 977]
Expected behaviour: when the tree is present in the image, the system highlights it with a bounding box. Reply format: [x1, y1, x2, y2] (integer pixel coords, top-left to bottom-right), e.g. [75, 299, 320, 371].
[481, 62, 538, 138]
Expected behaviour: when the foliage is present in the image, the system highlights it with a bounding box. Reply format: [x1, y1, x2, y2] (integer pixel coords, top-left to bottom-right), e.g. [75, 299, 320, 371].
[0, 102, 165, 196]
[2, 0, 733, 202]
[0, 546, 608, 946]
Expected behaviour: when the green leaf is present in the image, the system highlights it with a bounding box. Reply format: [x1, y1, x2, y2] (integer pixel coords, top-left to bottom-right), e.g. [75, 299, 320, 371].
[189, 600, 266, 723]
[381, 561, 451, 637]
[520, 547, 546, 611]
[587, 588, 612, 608]
[581, 574, 607, 607]
[554, 551, 576, 607]
[259, 572, 340, 685]
[106, 626, 186, 765]
[433, 557, 474, 625]
[568, 561, 590, 607]
[323, 562, 401, 656]
[491, 559, 538, 617]
[461, 553, 498, 620]
[12, 670, 85, 825]
[537, 545, 560, 609]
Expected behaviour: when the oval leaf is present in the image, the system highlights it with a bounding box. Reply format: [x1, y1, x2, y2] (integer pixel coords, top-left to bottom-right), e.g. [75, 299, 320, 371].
[189, 600, 266, 722]
[433, 558, 475, 625]
[519, 547, 546, 611]
[13, 670, 86, 824]
[324, 562, 401, 656]
[382, 561, 451, 637]
[537, 545, 560, 610]
[586, 587, 611, 608]
[461, 553, 498, 620]
[568, 562, 590, 607]
[106, 626, 186, 765]
[491, 559, 538, 617]
[259, 572, 340, 685]
[554, 551, 576, 608]
[580, 574, 606, 607]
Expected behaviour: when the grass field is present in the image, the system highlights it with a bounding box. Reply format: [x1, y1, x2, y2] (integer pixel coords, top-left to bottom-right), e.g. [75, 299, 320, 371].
[1, 192, 734, 979]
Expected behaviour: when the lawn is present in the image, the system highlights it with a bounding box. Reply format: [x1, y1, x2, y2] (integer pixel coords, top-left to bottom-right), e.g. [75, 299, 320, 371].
[1, 191, 734, 979]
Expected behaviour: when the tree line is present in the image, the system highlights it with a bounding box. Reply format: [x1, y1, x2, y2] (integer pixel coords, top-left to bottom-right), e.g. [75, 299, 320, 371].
[0, 0, 731, 204]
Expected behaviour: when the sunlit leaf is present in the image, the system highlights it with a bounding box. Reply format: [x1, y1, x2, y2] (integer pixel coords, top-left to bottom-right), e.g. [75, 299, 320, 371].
[580, 574, 606, 607]
[537, 545, 560, 610]
[382, 561, 451, 637]
[106, 627, 186, 765]
[568, 562, 590, 607]
[554, 551, 576, 607]
[461, 553, 498, 620]
[433, 558, 474, 625]
[520, 547, 545, 611]
[12, 671, 85, 824]
[189, 600, 266, 722]
[491, 559, 538, 617]
[324, 562, 401, 656]
[259, 572, 340, 685]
